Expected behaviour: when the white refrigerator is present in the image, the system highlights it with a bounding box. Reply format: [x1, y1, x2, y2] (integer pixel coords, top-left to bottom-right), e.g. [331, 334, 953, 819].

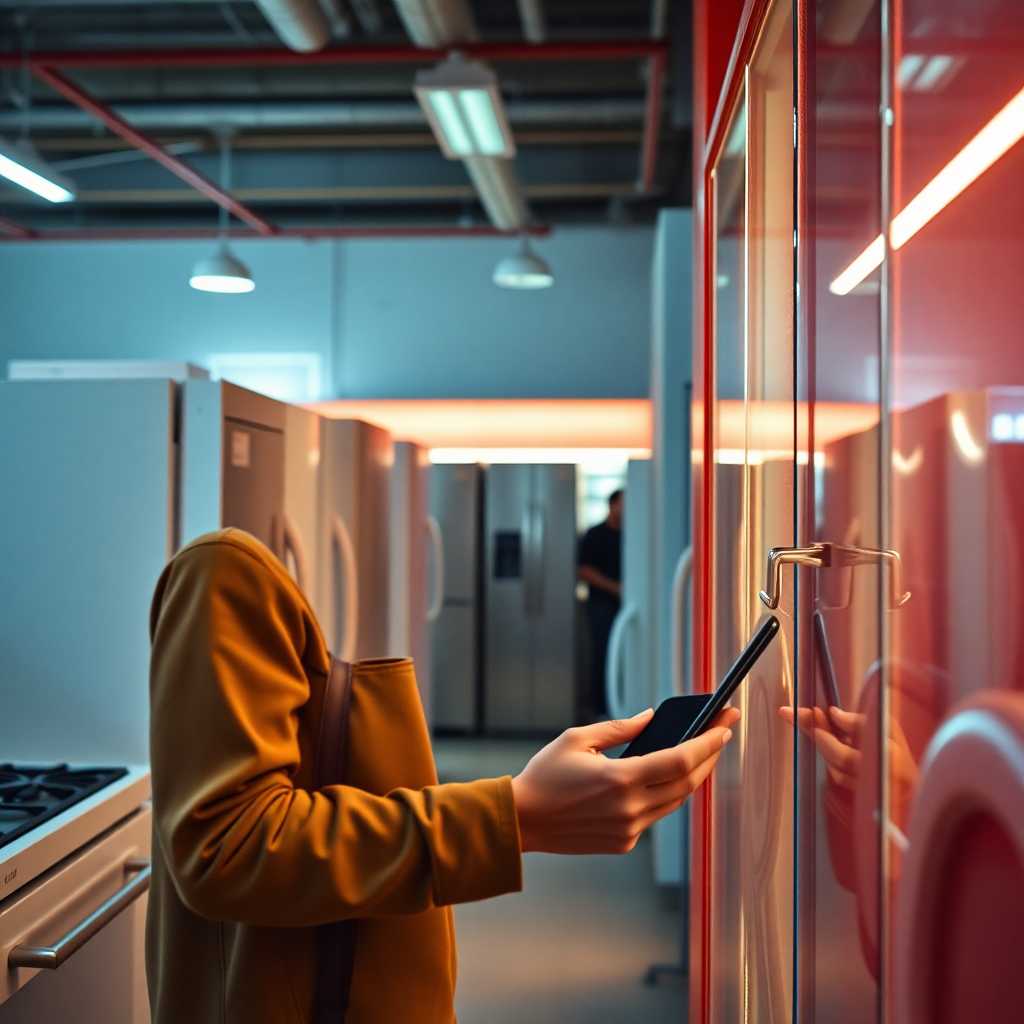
[0, 375, 288, 1022]
[388, 441, 442, 722]
[314, 418, 393, 662]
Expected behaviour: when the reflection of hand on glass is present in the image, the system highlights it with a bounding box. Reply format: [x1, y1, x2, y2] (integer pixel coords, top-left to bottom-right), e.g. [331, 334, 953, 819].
[777, 704, 919, 801]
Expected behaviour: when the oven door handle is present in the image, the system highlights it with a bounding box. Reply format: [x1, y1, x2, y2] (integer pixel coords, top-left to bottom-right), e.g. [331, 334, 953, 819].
[8, 858, 151, 971]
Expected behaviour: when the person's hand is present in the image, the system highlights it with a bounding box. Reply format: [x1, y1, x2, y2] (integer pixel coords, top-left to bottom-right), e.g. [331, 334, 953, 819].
[511, 707, 740, 855]
[778, 704, 919, 796]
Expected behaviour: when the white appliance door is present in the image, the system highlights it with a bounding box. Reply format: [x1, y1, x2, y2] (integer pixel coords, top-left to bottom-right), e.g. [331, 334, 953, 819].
[282, 405, 321, 599]
[0, 380, 174, 765]
[0, 806, 151, 1021]
[429, 465, 480, 732]
[318, 420, 392, 661]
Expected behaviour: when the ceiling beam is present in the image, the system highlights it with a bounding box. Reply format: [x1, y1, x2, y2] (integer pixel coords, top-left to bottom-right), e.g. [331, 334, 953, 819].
[0, 39, 666, 70]
[0, 224, 552, 243]
[30, 65, 277, 236]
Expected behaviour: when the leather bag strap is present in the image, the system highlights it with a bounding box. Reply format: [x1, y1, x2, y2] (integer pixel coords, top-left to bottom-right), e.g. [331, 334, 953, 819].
[313, 657, 357, 1024]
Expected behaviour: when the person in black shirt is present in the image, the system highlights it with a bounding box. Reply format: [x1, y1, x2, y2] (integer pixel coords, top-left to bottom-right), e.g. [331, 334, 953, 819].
[577, 489, 624, 720]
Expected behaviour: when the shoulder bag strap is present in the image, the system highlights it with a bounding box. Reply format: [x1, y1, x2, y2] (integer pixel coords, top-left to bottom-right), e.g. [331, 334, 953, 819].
[314, 657, 357, 1024]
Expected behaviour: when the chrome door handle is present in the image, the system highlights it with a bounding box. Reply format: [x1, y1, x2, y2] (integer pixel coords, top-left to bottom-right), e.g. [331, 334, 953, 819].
[758, 544, 828, 609]
[9, 859, 151, 970]
[758, 543, 911, 610]
[825, 543, 912, 611]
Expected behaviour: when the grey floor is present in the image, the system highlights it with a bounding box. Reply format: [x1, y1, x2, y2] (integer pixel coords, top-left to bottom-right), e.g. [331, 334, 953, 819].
[435, 738, 687, 1024]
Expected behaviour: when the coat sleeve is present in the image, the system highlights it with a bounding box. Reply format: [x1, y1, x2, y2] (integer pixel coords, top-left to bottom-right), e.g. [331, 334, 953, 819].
[149, 539, 522, 927]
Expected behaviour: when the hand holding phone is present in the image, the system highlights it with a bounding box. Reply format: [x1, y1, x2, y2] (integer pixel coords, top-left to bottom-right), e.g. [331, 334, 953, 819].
[619, 615, 780, 758]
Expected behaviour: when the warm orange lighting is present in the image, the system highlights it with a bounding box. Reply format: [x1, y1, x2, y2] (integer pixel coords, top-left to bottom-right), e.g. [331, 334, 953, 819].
[716, 399, 879, 452]
[830, 84, 1024, 296]
[306, 398, 652, 449]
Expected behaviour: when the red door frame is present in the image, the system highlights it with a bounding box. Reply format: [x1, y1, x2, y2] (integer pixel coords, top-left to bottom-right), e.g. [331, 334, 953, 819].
[689, 1, 777, 1020]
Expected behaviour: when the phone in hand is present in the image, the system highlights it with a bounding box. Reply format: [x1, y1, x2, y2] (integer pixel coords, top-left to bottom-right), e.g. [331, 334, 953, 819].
[618, 615, 781, 758]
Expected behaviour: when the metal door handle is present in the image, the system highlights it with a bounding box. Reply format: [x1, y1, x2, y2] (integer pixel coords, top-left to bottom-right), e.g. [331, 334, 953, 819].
[331, 514, 359, 661]
[280, 511, 309, 591]
[758, 542, 911, 610]
[532, 505, 546, 616]
[9, 859, 151, 971]
[425, 515, 445, 624]
[670, 547, 694, 696]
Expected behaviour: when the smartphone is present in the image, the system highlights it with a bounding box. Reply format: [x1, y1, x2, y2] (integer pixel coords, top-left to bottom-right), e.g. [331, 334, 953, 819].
[812, 611, 843, 710]
[619, 615, 781, 758]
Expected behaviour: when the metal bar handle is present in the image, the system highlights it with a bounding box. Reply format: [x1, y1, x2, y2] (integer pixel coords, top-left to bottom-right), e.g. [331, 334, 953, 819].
[827, 543, 912, 609]
[758, 544, 828, 609]
[759, 542, 911, 610]
[425, 515, 445, 624]
[9, 859, 151, 971]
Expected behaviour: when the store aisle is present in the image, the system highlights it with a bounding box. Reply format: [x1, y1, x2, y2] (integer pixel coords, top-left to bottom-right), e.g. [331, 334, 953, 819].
[436, 739, 686, 1024]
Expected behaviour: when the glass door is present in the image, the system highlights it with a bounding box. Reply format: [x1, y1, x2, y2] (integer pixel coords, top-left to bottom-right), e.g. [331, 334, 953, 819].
[706, 1, 796, 1019]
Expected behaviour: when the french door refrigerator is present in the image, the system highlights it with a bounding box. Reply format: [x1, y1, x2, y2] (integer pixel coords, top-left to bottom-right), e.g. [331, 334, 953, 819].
[484, 464, 576, 733]
[429, 463, 483, 733]
[315, 418, 392, 663]
[388, 440, 441, 721]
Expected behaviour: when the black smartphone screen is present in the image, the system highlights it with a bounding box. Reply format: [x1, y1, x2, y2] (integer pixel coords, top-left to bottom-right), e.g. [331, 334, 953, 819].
[619, 615, 780, 758]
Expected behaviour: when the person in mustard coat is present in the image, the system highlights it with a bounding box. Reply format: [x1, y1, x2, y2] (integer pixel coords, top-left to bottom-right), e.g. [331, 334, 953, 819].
[147, 528, 738, 1023]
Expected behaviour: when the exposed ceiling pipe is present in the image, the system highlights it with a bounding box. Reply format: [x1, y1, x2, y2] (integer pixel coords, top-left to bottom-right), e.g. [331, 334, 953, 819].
[252, 0, 331, 52]
[1, 224, 552, 243]
[349, 0, 383, 33]
[516, 0, 546, 43]
[0, 97, 646, 131]
[392, 0, 477, 47]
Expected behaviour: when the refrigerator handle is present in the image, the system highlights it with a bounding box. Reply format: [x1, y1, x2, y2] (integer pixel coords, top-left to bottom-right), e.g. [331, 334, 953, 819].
[532, 504, 546, 617]
[605, 604, 637, 720]
[521, 506, 534, 616]
[426, 515, 445, 624]
[671, 547, 694, 695]
[280, 512, 309, 592]
[331, 513, 359, 662]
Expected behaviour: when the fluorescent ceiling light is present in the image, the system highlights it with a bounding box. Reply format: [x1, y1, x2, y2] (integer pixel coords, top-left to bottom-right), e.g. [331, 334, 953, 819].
[189, 245, 255, 294]
[913, 55, 956, 92]
[830, 85, 1024, 295]
[898, 54, 926, 88]
[0, 137, 76, 203]
[493, 237, 553, 289]
[415, 54, 515, 159]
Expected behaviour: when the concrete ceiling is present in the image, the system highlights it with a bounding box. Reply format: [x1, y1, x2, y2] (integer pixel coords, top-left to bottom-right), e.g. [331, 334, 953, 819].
[0, 0, 694, 236]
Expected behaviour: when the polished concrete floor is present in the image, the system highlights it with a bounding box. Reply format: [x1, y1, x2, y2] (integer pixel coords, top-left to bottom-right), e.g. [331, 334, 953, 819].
[435, 738, 687, 1024]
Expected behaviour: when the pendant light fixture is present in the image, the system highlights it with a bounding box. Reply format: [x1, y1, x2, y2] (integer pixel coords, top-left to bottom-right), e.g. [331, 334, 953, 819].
[493, 235, 554, 290]
[189, 130, 254, 294]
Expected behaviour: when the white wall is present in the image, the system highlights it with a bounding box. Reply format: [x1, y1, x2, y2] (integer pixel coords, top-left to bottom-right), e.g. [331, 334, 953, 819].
[0, 226, 655, 399]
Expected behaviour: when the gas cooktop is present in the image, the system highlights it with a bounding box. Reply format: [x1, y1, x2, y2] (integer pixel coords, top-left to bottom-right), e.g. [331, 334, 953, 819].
[0, 764, 130, 851]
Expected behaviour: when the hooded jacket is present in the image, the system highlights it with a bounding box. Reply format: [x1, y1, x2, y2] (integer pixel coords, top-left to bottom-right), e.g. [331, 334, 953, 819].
[146, 528, 522, 1022]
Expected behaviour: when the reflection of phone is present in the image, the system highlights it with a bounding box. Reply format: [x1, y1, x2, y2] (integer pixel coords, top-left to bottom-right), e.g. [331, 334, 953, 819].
[813, 611, 843, 710]
[619, 615, 780, 758]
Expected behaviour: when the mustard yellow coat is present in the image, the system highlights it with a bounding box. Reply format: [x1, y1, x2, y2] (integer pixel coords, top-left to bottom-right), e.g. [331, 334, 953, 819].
[146, 529, 522, 1023]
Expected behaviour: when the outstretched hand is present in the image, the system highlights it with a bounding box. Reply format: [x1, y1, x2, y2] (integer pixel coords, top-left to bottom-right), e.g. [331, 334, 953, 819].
[511, 707, 740, 855]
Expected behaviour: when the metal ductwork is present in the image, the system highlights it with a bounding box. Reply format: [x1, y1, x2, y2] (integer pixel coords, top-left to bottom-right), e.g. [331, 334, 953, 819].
[253, 0, 331, 52]
[392, 0, 477, 47]
[2, 97, 646, 132]
[462, 155, 529, 230]
[517, 0, 546, 43]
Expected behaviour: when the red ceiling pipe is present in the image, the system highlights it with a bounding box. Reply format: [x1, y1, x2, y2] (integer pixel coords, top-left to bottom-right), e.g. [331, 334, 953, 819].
[0, 224, 552, 243]
[0, 215, 35, 239]
[640, 50, 667, 193]
[0, 40, 666, 71]
[31, 65, 277, 237]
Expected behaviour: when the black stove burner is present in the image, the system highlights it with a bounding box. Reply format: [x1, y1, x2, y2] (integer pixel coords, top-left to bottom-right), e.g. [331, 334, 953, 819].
[0, 764, 129, 851]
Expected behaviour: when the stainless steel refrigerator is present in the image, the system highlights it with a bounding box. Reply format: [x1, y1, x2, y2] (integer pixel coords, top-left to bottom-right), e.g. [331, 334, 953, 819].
[484, 464, 577, 733]
[429, 463, 483, 733]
